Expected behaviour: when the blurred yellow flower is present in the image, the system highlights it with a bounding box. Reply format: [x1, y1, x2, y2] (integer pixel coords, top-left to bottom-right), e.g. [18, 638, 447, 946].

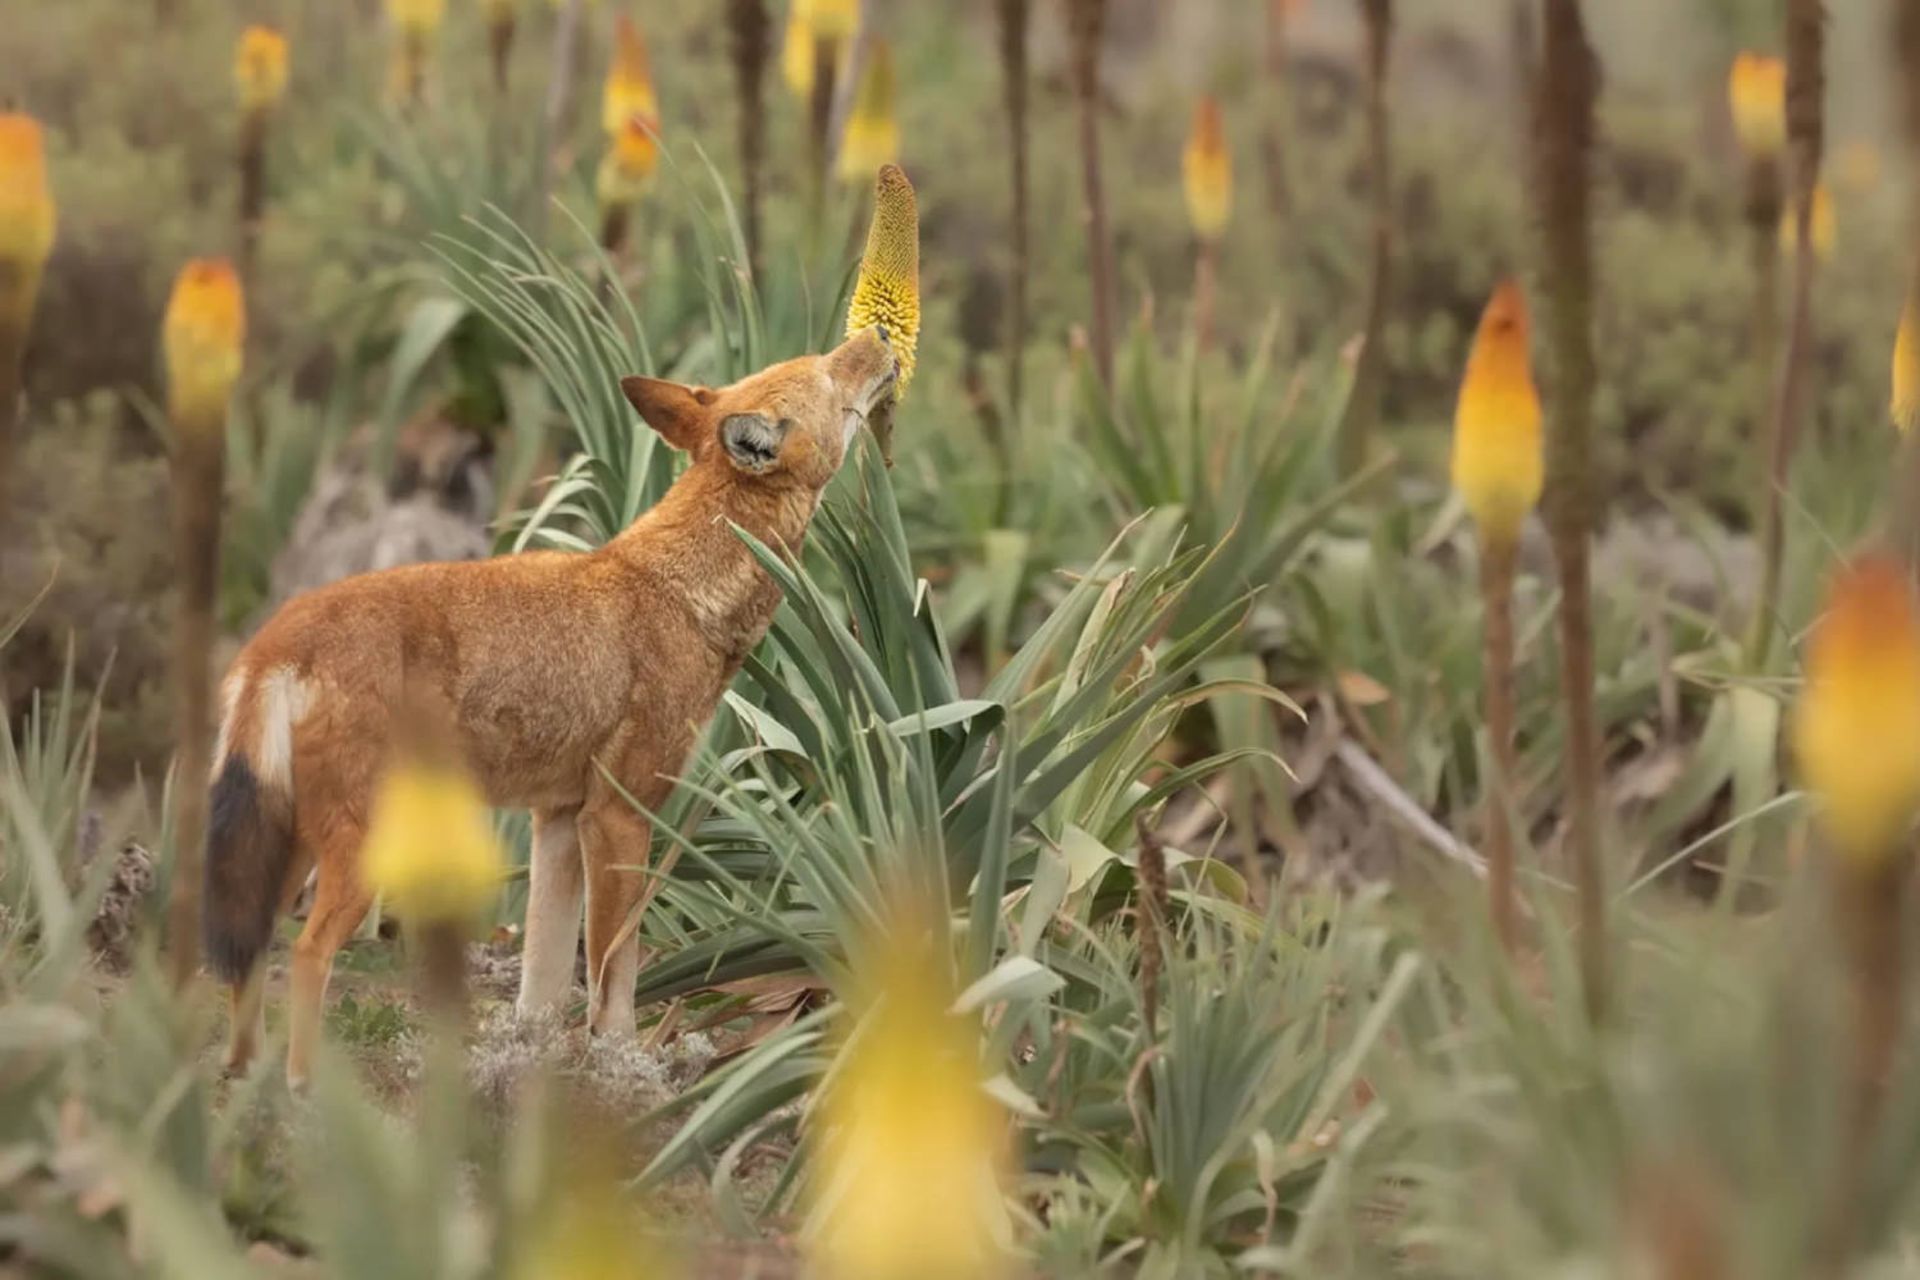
[1835, 139, 1881, 194]
[781, 3, 814, 97]
[512, 1176, 681, 1280]
[0, 114, 56, 328]
[360, 758, 505, 924]
[1894, 289, 1919, 436]
[602, 15, 658, 140]
[388, 0, 445, 37]
[838, 40, 899, 182]
[805, 0, 857, 42]
[1450, 279, 1543, 547]
[846, 163, 920, 393]
[162, 258, 245, 430]
[1795, 555, 1920, 863]
[234, 26, 291, 114]
[1183, 96, 1233, 242]
[1727, 52, 1786, 159]
[595, 113, 659, 208]
[1780, 182, 1836, 260]
[810, 931, 1009, 1280]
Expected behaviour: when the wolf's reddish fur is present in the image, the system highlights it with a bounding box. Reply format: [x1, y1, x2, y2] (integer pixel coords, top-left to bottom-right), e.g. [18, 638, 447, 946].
[206, 330, 896, 1087]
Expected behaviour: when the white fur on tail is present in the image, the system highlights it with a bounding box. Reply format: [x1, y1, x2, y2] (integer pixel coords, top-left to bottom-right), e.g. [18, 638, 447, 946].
[213, 665, 310, 792]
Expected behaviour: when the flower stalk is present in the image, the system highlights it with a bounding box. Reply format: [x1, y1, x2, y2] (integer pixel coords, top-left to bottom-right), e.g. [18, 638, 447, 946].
[1260, 0, 1295, 222]
[386, 0, 445, 108]
[727, 0, 771, 275]
[1532, 0, 1608, 1020]
[595, 16, 660, 257]
[484, 0, 518, 93]
[162, 259, 246, 990]
[1337, 0, 1394, 476]
[997, 0, 1031, 417]
[1452, 280, 1544, 956]
[0, 113, 55, 500]
[1183, 96, 1232, 353]
[1067, 0, 1115, 388]
[233, 26, 289, 289]
[1747, 2, 1825, 667]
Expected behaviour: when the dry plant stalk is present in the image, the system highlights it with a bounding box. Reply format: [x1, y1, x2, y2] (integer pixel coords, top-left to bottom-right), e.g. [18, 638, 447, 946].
[727, 0, 771, 275]
[162, 260, 246, 990]
[1260, 0, 1293, 221]
[1747, 4, 1825, 665]
[486, 0, 517, 94]
[1337, 0, 1393, 475]
[233, 27, 289, 289]
[1892, 3, 1920, 572]
[1133, 813, 1171, 1042]
[1068, 0, 1116, 389]
[0, 114, 55, 504]
[1183, 97, 1232, 354]
[997, 0, 1031, 416]
[1532, 0, 1607, 1020]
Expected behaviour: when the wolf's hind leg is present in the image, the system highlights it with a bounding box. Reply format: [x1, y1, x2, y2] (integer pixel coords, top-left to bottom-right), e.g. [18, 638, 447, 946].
[516, 806, 584, 1017]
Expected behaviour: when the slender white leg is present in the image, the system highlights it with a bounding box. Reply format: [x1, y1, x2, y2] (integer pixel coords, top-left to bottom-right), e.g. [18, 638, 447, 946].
[516, 808, 584, 1016]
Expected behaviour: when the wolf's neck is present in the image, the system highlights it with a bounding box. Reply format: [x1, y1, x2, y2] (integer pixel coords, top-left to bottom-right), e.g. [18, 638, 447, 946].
[605, 464, 818, 653]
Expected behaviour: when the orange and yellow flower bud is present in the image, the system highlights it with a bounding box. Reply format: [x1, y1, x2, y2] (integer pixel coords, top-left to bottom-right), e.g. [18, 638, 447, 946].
[1450, 280, 1543, 547]
[595, 113, 659, 208]
[387, 0, 445, 38]
[837, 40, 899, 183]
[360, 757, 506, 924]
[805, 0, 858, 43]
[601, 15, 658, 140]
[1728, 52, 1787, 159]
[1794, 555, 1920, 863]
[1780, 181, 1836, 260]
[162, 259, 245, 430]
[0, 114, 56, 330]
[810, 924, 1009, 1280]
[781, 3, 815, 98]
[1894, 289, 1919, 436]
[1182, 96, 1233, 243]
[847, 163, 920, 394]
[234, 26, 290, 114]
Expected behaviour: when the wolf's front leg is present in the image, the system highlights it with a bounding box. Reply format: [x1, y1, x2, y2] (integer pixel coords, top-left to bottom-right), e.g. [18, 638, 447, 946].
[516, 806, 584, 1017]
[579, 793, 656, 1037]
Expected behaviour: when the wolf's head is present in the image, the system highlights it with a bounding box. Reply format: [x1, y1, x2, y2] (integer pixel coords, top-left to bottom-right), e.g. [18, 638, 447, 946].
[620, 327, 898, 491]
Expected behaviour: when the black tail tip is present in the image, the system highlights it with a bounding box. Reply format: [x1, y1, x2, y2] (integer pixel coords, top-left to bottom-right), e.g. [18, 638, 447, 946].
[203, 756, 293, 984]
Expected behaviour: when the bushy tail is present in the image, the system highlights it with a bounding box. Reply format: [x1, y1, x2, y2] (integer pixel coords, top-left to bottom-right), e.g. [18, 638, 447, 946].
[202, 676, 298, 983]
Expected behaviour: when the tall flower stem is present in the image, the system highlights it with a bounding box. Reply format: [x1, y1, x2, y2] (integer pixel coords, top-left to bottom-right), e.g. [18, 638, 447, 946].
[1068, 0, 1115, 389]
[488, 11, 515, 94]
[236, 110, 268, 288]
[1892, 2, 1920, 574]
[1533, 0, 1607, 1021]
[1338, 0, 1393, 476]
[807, 37, 839, 249]
[728, 0, 770, 277]
[1747, 1, 1825, 666]
[1260, 0, 1293, 222]
[1480, 534, 1521, 955]
[1742, 153, 1783, 571]
[1194, 238, 1219, 355]
[997, 0, 1031, 418]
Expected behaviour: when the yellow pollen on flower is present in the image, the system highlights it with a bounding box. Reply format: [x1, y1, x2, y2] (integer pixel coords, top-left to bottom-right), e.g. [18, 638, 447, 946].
[1182, 95, 1233, 243]
[1450, 279, 1543, 547]
[1794, 555, 1920, 864]
[602, 15, 658, 140]
[1895, 290, 1920, 436]
[1780, 182, 1836, 260]
[387, 0, 445, 37]
[0, 114, 56, 330]
[234, 26, 291, 114]
[1727, 52, 1787, 159]
[162, 258, 245, 430]
[809, 925, 1009, 1280]
[359, 758, 506, 925]
[837, 40, 900, 183]
[595, 113, 659, 208]
[781, 3, 815, 98]
[846, 163, 920, 394]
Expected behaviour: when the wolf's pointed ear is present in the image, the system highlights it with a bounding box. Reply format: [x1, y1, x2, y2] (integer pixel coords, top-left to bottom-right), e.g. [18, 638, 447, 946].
[620, 376, 717, 453]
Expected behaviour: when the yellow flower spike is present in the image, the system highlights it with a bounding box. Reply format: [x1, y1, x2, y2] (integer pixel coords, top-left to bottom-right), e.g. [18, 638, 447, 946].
[1836, 139, 1882, 195]
[0, 114, 55, 331]
[1450, 279, 1544, 547]
[837, 40, 900, 183]
[1182, 95, 1233, 243]
[360, 757, 506, 925]
[1895, 289, 1920, 436]
[387, 0, 446, 38]
[810, 925, 1010, 1280]
[162, 259, 245, 432]
[1727, 52, 1787, 159]
[781, 3, 815, 98]
[602, 14, 658, 140]
[846, 163, 920, 394]
[1795, 555, 1920, 864]
[234, 26, 291, 115]
[1780, 181, 1836, 261]
[595, 113, 659, 209]
[806, 0, 858, 42]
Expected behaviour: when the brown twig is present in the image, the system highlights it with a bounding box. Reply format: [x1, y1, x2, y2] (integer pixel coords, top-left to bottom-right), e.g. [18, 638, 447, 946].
[727, 0, 770, 278]
[998, 0, 1032, 416]
[1068, 0, 1115, 389]
[1259, 0, 1293, 222]
[1337, 0, 1393, 476]
[1133, 813, 1170, 1042]
[1533, 0, 1607, 1021]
